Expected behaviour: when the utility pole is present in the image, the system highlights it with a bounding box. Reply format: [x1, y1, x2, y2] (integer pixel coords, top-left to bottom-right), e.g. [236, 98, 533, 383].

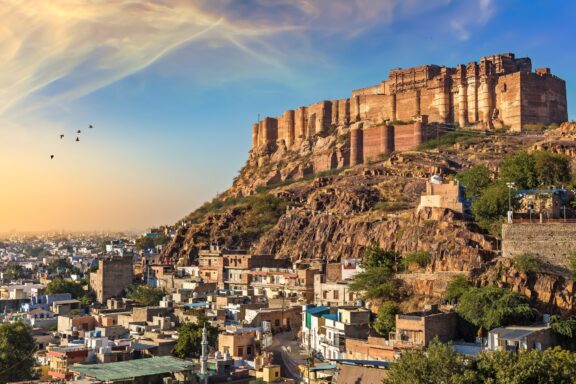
[506, 182, 516, 224]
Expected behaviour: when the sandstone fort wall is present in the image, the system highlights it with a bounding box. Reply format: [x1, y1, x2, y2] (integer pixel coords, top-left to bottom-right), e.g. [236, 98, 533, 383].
[502, 223, 576, 268]
[251, 53, 567, 169]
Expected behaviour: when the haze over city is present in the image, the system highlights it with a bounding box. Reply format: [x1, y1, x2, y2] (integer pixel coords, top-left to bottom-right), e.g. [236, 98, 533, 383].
[1, 0, 575, 232]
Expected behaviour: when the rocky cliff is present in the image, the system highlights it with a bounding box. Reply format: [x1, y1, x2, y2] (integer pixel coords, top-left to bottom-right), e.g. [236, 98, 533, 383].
[161, 119, 575, 314]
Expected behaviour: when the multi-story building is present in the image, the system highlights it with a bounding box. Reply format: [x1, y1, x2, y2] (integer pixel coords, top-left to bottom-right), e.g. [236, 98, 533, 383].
[313, 275, 360, 307]
[89, 255, 133, 303]
[250, 266, 320, 303]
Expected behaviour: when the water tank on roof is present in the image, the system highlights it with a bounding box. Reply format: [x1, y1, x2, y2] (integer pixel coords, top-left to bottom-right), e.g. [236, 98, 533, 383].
[430, 174, 443, 185]
[355, 299, 365, 308]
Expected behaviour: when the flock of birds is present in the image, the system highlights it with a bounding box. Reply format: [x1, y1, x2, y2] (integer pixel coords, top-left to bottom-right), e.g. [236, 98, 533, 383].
[50, 124, 94, 159]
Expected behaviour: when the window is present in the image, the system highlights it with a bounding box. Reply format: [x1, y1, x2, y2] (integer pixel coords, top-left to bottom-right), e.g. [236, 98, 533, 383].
[275, 372, 279, 377]
[333, 290, 339, 300]
[238, 347, 243, 356]
[275, 319, 280, 326]
[323, 291, 328, 299]
[247, 346, 252, 355]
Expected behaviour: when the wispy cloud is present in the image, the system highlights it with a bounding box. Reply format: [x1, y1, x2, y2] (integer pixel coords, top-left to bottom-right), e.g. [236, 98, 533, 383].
[0, 0, 445, 118]
[450, 0, 496, 41]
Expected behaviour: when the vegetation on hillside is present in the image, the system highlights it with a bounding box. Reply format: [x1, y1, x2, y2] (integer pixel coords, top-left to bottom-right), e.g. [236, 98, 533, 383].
[384, 340, 576, 384]
[456, 286, 537, 332]
[457, 150, 572, 234]
[350, 245, 398, 300]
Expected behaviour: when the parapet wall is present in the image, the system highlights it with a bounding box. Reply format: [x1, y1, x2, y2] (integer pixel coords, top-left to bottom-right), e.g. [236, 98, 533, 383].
[502, 223, 576, 268]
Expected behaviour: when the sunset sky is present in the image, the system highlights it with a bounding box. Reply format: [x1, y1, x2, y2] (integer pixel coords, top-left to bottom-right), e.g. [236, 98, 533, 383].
[1, 0, 575, 232]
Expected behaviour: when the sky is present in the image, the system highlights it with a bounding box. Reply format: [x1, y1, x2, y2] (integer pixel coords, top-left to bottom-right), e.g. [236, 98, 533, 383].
[0, 0, 575, 233]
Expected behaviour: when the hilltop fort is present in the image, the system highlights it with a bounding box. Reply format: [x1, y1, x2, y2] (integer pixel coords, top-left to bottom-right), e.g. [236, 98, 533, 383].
[249, 53, 566, 177]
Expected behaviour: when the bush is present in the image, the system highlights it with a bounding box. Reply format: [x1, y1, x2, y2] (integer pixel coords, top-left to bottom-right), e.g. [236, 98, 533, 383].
[126, 285, 165, 306]
[45, 278, 84, 299]
[471, 182, 511, 222]
[568, 251, 576, 279]
[456, 165, 492, 198]
[401, 251, 431, 270]
[445, 275, 471, 302]
[373, 301, 400, 337]
[550, 316, 576, 339]
[513, 253, 544, 273]
[457, 286, 538, 332]
[361, 244, 398, 270]
[500, 150, 571, 189]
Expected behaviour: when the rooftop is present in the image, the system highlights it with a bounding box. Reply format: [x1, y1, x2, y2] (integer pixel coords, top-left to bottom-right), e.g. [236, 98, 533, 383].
[70, 356, 195, 381]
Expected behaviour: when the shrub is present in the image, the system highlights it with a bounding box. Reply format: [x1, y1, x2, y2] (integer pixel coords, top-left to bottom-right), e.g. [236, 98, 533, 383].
[456, 165, 492, 198]
[373, 301, 400, 337]
[402, 251, 431, 270]
[445, 275, 471, 302]
[457, 286, 538, 331]
[513, 253, 544, 273]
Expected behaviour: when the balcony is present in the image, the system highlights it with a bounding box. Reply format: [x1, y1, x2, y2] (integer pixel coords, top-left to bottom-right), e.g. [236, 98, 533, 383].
[319, 336, 345, 352]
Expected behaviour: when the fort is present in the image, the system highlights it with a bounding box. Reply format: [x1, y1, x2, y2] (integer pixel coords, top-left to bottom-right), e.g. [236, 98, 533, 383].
[251, 53, 567, 167]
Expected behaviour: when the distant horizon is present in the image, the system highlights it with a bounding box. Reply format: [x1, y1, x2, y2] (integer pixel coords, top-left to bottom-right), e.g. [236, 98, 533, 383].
[1, 0, 575, 232]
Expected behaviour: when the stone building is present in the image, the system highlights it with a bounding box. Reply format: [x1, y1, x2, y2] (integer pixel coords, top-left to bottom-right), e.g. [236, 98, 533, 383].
[89, 255, 133, 303]
[252, 52, 566, 161]
[418, 179, 465, 213]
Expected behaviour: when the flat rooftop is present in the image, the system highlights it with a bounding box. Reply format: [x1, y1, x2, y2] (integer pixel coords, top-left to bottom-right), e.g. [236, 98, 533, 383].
[70, 356, 195, 381]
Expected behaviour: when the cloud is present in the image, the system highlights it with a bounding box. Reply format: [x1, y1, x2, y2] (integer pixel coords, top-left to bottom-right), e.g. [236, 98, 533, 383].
[450, 0, 495, 41]
[0, 0, 449, 118]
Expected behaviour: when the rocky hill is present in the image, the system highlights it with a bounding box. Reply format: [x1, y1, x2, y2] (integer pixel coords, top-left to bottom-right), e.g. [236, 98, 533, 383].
[161, 122, 576, 314]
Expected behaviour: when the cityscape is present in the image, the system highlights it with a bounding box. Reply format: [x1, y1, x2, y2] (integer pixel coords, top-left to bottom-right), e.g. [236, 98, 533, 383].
[2, 1, 576, 384]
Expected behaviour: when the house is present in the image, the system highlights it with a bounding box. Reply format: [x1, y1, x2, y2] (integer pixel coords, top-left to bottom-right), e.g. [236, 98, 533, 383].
[314, 275, 360, 307]
[487, 324, 555, 352]
[51, 299, 81, 315]
[245, 306, 301, 333]
[391, 307, 458, 348]
[47, 345, 89, 379]
[319, 307, 371, 360]
[218, 329, 258, 359]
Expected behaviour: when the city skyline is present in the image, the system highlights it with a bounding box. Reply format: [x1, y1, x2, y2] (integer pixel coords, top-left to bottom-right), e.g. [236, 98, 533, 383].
[1, 0, 575, 232]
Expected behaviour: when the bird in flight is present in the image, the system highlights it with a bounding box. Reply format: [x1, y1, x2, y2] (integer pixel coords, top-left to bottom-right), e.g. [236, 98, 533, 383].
[60, 134, 64, 139]
[77, 130, 81, 134]
[89, 124, 93, 129]
[50, 155, 54, 159]
[76, 137, 80, 142]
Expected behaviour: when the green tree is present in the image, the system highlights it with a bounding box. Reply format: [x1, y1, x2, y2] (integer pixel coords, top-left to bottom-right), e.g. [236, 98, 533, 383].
[445, 275, 471, 302]
[373, 301, 399, 337]
[46, 259, 80, 277]
[567, 251, 576, 279]
[533, 150, 571, 187]
[500, 150, 571, 189]
[135, 236, 155, 250]
[0, 321, 36, 383]
[361, 244, 398, 270]
[471, 182, 511, 222]
[45, 277, 84, 299]
[3, 264, 26, 281]
[126, 285, 165, 306]
[550, 316, 576, 339]
[500, 151, 537, 189]
[349, 267, 397, 300]
[383, 340, 475, 384]
[456, 165, 492, 198]
[475, 347, 576, 384]
[173, 320, 218, 358]
[457, 286, 537, 332]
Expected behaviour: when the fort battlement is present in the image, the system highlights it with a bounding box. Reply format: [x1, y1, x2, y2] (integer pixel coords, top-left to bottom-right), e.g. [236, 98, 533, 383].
[251, 53, 567, 163]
